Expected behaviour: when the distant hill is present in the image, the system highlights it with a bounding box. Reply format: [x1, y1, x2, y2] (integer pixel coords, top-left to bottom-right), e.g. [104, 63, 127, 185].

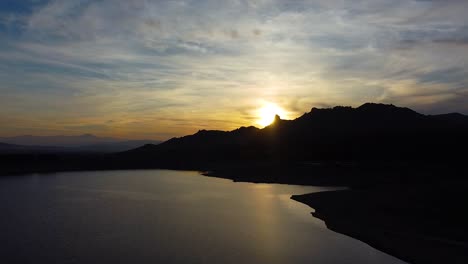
[1, 134, 136, 147]
[0, 142, 73, 154]
[122, 103, 468, 167]
[76, 140, 163, 153]
[0, 134, 161, 153]
[430, 112, 468, 125]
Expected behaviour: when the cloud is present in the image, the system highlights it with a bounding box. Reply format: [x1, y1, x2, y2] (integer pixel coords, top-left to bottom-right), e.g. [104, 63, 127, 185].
[0, 0, 468, 138]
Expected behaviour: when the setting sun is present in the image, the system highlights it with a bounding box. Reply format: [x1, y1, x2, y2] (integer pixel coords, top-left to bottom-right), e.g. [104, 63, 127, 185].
[257, 102, 287, 127]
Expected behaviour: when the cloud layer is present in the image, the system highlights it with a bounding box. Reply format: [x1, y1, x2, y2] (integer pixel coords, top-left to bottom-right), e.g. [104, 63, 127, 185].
[1, 0, 468, 139]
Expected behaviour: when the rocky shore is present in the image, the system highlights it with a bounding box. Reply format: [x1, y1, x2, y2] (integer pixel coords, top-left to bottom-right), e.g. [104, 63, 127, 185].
[291, 185, 468, 264]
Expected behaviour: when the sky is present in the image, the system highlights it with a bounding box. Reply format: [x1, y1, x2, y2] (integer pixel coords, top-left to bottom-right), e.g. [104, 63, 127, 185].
[1, 0, 468, 140]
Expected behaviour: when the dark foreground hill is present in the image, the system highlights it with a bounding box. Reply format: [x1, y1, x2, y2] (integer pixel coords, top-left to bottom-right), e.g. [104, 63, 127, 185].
[122, 103, 468, 167]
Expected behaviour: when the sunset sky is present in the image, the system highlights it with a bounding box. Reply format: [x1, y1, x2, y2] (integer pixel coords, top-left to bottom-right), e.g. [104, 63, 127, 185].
[1, 0, 468, 139]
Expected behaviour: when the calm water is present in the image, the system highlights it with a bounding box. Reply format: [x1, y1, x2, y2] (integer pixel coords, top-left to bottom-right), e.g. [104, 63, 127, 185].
[0, 170, 405, 264]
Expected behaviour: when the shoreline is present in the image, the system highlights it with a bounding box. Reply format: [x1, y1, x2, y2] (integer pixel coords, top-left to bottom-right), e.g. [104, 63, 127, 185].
[2, 160, 468, 264]
[201, 167, 468, 264]
[291, 189, 468, 264]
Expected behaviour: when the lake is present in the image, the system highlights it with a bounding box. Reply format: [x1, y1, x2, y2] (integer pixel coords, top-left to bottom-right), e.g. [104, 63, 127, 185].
[0, 170, 405, 263]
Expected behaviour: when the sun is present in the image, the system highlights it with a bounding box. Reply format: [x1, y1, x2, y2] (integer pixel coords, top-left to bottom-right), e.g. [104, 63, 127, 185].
[257, 102, 287, 127]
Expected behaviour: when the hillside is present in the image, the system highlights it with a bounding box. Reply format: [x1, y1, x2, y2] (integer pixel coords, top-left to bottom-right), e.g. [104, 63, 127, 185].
[123, 103, 468, 167]
[0, 135, 161, 153]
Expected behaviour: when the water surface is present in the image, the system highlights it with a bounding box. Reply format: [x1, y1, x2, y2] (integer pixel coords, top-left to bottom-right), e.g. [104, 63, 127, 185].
[0, 170, 405, 263]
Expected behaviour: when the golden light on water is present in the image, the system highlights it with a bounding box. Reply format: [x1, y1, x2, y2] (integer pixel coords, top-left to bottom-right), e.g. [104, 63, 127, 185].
[256, 102, 288, 127]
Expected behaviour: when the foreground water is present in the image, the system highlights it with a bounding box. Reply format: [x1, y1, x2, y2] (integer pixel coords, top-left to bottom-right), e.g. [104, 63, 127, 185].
[0, 170, 405, 264]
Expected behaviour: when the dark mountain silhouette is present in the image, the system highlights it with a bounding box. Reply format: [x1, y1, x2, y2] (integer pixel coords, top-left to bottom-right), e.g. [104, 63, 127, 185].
[0, 134, 161, 153]
[3, 103, 466, 175]
[0, 134, 117, 147]
[0, 142, 75, 154]
[430, 112, 468, 126]
[0, 102, 466, 176]
[0, 142, 18, 148]
[122, 103, 468, 167]
[76, 140, 162, 153]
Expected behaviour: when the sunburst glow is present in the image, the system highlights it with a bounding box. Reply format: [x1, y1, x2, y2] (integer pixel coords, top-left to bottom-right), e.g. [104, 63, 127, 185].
[257, 102, 287, 127]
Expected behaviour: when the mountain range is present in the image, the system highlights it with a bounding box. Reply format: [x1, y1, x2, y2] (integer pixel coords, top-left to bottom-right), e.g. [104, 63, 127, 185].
[2, 103, 467, 175]
[0, 134, 161, 153]
[122, 103, 468, 168]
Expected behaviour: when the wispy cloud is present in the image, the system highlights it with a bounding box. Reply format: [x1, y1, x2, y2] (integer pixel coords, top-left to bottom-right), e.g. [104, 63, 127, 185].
[1, 0, 468, 138]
